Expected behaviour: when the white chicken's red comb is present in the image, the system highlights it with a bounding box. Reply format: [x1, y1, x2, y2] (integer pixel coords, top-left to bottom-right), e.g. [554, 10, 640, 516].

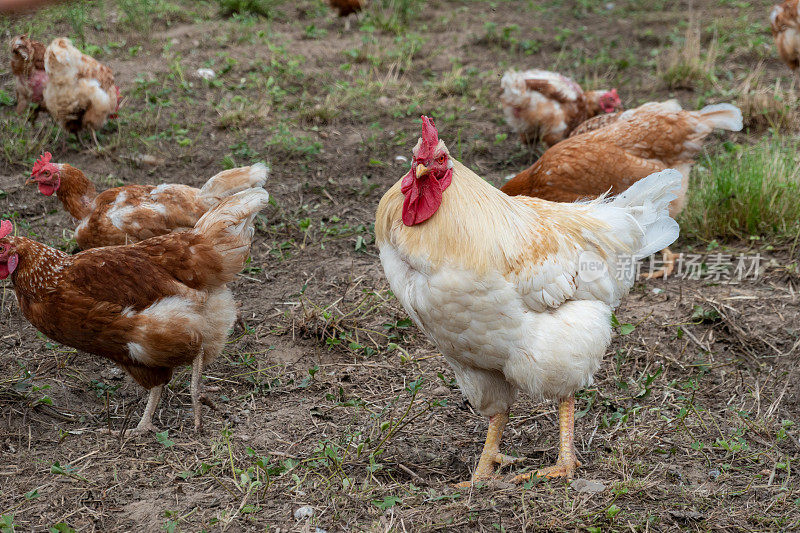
[416, 116, 439, 160]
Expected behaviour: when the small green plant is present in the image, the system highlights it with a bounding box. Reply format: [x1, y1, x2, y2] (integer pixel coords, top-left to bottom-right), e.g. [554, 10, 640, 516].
[217, 0, 283, 18]
[363, 0, 425, 34]
[265, 123, 322, 159]
[1, 514, 17, 533]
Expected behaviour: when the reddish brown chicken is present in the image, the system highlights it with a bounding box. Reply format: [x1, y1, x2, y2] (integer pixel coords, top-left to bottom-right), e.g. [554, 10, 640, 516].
[328, 0, 366, 29]
[502, 100, 742, 277]
[0, 188, 269, 433]
[28, 153, 268, 250]
[10, 35, 48, 118]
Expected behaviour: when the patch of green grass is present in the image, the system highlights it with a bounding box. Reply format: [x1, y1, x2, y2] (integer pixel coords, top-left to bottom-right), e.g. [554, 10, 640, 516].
[0, 114, 60, 168]
[216, 0, 284, 18]
[362, 0, 425, 34]
[681, 137, 800, 241]
[265, 123, 321, 159]
[117, 0, 186, 30]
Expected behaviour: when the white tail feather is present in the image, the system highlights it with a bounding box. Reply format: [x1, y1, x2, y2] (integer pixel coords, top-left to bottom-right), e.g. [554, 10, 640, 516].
[611, 169, 681, 259]
[193, 187, 269, 279]
[198, 163, 269, 209]
[698, 103, 743, 131]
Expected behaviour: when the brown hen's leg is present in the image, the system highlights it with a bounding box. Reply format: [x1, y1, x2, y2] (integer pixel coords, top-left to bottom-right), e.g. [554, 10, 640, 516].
[191, 352, 205, 431]
[100, 385, 162, 435]
[512, 397, 581, 482]
[91, 130, 102, 151]
[641, 247, 678, 280]
[132, 385, 163, 434]
[454, 412, 522, 488]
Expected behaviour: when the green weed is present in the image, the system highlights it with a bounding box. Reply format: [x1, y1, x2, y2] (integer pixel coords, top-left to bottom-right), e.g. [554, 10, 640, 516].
[681, 137, 800, 241]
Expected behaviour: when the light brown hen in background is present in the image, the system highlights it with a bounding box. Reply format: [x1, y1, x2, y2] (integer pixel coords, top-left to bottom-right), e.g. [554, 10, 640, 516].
[43, 37, 120, 147]
[500, 69, 622, 147]
[502, 100, 742, 277]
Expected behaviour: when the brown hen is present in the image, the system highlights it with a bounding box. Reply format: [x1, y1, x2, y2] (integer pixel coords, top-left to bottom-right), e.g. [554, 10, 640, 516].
[0, 188, 269, 433]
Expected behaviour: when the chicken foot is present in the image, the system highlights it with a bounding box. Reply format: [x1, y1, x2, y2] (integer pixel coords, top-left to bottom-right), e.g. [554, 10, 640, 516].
[512, 396, 581, 482]
[454, 412, 522, 488]
[132, 385, 163, 434]
[98, 385, 162, 436]
[641, 247, 678, 280]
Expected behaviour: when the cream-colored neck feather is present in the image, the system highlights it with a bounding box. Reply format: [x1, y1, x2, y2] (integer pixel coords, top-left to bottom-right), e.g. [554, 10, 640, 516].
[376, 158, 606, 276]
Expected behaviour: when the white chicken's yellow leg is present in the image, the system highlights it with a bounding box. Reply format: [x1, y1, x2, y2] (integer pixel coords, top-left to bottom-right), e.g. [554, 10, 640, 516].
[512, 397, 581, 482]
[455, 412, 520, 487]
[641, 247, 678, 280]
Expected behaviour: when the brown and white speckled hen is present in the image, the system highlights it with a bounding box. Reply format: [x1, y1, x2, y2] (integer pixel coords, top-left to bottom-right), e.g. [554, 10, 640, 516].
[28, 153, 267, 250]
[500, 69, 622, 147]
[43, 38, 121, 146]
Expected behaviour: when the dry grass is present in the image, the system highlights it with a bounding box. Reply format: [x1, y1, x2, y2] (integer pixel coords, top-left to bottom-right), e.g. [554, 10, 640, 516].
[660, 19, 719, 90]
[737, 64, 800, 133]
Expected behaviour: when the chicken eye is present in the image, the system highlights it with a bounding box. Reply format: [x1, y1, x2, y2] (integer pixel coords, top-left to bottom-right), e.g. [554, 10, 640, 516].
[437, 155, 446, 164]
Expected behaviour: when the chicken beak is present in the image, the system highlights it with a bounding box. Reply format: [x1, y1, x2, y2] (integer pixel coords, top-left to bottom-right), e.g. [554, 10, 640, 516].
[25, 178, 34, 186]
[416, 164, 429, 178]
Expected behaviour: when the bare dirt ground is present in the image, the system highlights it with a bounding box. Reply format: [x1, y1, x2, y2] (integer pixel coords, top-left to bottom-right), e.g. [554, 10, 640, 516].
[1, 0, 800, 531]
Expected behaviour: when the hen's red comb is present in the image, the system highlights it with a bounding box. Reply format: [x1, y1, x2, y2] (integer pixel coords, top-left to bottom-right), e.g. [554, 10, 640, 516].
[31, 152, 52, 176]
[0, 220, 12, 239]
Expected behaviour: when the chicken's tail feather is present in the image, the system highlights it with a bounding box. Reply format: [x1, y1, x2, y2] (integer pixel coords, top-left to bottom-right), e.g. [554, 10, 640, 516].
[198, 163, 269, 210]
[610, 169, 681, 260]
[193, 187, 270, 280]
[697, 103, 743, 131]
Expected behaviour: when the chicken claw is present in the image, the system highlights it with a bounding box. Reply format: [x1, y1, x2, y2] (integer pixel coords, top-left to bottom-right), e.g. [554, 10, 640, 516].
[98, 385, 163, 436]
[641, 248, 678, 280]
[454, 413, 523, 488]
[512, 456, 582, 483]
[511, 397, 581, 483]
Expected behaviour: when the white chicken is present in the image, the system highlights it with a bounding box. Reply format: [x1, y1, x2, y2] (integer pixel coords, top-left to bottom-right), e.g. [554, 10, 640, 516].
[376, 116, 680, 485]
